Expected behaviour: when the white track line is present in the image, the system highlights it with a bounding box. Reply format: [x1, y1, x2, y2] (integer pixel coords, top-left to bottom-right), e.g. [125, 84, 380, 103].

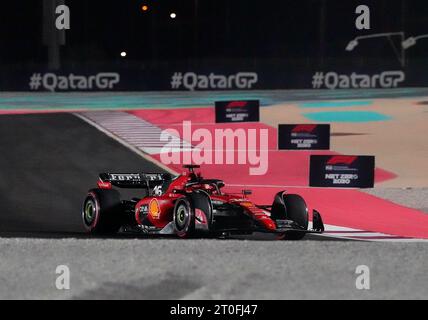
[77, 111, 194, 155]
[74, 112, 178, 175]
[318, 223, 427, 242]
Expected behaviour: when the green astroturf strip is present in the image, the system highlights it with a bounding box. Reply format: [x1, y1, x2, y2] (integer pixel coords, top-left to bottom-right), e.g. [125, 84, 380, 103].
[303, 111, 391, 122]
[300, 100, 373, 108]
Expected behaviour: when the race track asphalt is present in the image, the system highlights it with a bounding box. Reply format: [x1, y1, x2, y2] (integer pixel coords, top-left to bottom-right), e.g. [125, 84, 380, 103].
[0, 112, 427, 300]
[0, 113, 165, 233]
[0, 238, 427, 300]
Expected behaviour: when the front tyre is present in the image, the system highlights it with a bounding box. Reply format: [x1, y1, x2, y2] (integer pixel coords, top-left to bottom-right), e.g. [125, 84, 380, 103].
[173, 198, 195, 238]
[82, 189, 122, 235]
[190, 190, 214, 236]
[276, 194, 308, 240]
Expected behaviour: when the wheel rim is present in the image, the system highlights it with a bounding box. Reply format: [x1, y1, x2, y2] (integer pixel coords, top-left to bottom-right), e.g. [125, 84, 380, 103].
[175, 204, 188, 230]
[84, 199, 96, 226]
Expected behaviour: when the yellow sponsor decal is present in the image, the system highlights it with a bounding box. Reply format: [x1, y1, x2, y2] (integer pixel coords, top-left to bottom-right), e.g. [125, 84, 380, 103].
[149, 199, 161, 219]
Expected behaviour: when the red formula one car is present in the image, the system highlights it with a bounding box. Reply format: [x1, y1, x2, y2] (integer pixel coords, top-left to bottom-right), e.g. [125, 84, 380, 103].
[82, 165, 324, 239]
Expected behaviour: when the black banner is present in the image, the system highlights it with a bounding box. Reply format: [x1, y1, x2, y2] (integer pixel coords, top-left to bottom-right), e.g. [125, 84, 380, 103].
[6, 66, 428, 91]
[309, 155, 375, 188]
[278, 124, 330, 150]
[0, 300, 403, 318]
[215, 100, 260, 123]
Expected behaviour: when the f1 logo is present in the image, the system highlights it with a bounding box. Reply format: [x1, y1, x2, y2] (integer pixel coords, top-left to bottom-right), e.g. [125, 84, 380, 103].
[327, 156, 357, 165]
[226, 101, 248, 108]
[291, 124, 317, 133]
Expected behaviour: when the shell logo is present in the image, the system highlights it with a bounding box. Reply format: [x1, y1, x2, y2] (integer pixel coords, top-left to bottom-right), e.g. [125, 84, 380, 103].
[149, 199, 161, 219]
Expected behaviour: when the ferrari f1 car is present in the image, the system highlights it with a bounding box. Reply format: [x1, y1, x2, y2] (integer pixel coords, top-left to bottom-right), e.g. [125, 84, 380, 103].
[82, 165, 324, 239]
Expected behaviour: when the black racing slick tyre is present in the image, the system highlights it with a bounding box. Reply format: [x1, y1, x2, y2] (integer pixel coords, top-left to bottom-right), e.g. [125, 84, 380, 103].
[173, 198, 195, 238]
[82, 188, 122, 235]
[189, 190, 214, 236]
[275, 194, 309, 240]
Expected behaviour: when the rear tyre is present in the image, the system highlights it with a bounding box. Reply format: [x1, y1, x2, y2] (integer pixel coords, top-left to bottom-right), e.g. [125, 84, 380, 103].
[173, 198, 195, 238]
[276, 194, 309, 240]
[82, 189, 122, 235]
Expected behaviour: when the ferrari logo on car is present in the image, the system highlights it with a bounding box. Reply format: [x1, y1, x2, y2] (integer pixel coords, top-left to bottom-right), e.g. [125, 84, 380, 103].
[239, 201, 254, 208]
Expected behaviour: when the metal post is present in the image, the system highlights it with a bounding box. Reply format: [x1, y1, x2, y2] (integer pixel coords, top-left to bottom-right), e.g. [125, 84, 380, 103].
[401, 0, 406, 67]
[319, 0, 326, 68]
[43, 0, 65, 70]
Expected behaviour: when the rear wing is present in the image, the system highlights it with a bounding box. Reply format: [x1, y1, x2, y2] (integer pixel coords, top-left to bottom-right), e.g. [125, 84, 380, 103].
[99, 173, 173, 189]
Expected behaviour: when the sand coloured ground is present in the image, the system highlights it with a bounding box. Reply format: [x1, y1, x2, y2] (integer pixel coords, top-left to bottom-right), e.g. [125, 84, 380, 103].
[261, 98, 428, 188]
